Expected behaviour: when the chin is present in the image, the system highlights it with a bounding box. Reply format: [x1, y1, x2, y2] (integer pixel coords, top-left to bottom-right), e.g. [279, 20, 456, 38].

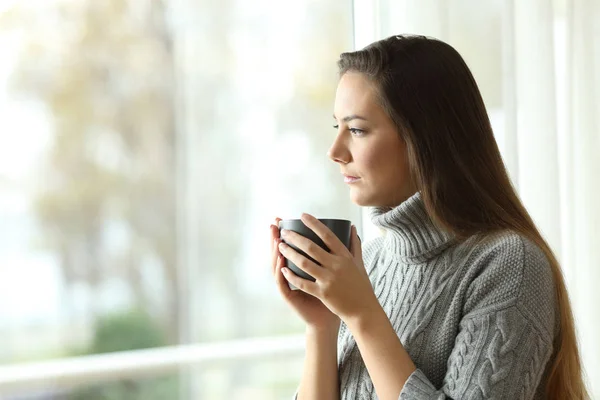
[351, 190, 397, 208]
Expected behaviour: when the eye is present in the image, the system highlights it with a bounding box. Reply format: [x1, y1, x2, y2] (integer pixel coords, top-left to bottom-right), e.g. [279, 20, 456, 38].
[349, 128, 365, 137]
[332, 125, 365, 137]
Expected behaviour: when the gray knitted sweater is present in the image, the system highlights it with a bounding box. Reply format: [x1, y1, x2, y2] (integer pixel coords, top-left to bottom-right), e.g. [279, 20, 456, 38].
[296, 192, 558, 399]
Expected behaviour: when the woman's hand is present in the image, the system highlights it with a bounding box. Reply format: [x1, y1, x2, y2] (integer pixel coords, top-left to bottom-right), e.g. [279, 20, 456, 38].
[277, 213, 379, 325]
[270, 218, 340, 332]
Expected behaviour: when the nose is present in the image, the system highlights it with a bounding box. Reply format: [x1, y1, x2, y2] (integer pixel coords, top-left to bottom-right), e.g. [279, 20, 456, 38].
[327, 135, 350, 164]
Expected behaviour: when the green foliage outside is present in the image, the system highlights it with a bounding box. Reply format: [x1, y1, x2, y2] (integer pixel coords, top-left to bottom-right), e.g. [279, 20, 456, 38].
[67, 309, 180, 400]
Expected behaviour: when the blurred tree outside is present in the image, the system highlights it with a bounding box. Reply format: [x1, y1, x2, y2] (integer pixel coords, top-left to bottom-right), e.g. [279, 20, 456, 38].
[11, 0, 181, 343]
[89, 308, 166, 353]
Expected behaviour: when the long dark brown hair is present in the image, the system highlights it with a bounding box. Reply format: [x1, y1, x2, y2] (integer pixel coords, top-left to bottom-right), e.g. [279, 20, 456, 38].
[337, 34, 588, 399]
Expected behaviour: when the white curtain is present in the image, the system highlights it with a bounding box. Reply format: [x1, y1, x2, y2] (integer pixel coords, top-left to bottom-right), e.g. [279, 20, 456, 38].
[358, 0, 600, 396]
[510, 0, 600, 394]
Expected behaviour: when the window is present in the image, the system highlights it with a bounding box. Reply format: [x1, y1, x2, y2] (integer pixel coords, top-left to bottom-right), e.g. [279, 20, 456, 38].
[0, 0, 355, 398]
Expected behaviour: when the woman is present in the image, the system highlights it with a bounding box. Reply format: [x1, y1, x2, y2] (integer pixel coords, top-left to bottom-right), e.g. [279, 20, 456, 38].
[268, 35, 588, 399]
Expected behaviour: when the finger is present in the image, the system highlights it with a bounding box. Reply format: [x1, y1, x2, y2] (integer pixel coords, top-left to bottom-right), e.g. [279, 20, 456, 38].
[300, 213, 349, 256]
[350, 225, 363, 259]
[350, 225, 367, 275]
[274, 254, 292, 295]
[280, 265, 319, 297]
[270, 219, 282, 276]
[280, 229, 332, 272]
[270, 220, 282, 251]
[273, 217, 282, 240]
[278, 241, 325, 281]
[270, 225, 280, 277]
[271, 238, 280, 277]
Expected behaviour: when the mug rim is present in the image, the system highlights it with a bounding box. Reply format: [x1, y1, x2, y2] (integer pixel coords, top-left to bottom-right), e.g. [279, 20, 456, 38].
[280, 218, 351, 223]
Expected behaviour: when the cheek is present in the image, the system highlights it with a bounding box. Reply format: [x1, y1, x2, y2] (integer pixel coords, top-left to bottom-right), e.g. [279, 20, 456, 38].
[356, 147, 380, 177]
[365, 144, 400, 175]
[368, 144, 411, 188]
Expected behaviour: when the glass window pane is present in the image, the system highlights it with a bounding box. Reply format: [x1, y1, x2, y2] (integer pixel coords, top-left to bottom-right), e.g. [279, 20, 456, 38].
[0, 0, 355, 398]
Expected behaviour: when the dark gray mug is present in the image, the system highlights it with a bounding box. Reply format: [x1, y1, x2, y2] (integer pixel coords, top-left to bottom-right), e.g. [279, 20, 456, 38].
[278, 218, 352, 290]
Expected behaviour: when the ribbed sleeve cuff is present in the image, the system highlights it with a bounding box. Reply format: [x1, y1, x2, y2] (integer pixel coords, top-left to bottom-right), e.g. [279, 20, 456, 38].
[399, 369, 444, 399]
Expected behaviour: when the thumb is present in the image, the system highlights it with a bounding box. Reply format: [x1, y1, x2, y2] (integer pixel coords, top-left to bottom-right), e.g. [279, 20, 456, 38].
[350, 225, 364, 264]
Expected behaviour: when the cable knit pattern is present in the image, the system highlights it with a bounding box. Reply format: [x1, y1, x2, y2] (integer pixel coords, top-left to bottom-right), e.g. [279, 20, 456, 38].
[293, 192, 557, 400]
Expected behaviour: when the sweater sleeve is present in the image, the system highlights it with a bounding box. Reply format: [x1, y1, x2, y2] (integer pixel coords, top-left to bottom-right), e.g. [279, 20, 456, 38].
[399, 236, 557, 400]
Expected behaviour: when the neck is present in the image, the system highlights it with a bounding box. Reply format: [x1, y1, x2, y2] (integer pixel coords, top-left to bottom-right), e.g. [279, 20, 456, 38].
[369, 192, 455, 264]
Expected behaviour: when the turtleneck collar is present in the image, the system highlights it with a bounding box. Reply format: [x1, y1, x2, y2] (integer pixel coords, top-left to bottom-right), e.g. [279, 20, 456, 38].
[369, 191, 455, 264]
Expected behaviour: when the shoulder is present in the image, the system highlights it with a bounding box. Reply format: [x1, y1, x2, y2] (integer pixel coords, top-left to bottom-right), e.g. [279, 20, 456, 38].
[460, 231, 556, 337]
[461, 230, 550, 290]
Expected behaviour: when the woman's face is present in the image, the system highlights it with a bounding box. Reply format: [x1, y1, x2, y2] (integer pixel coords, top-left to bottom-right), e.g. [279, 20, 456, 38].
[328, 72, 416, 208]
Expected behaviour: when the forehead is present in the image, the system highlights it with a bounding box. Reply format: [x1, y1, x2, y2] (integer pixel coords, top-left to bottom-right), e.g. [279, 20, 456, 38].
[334, 72, 382, 118]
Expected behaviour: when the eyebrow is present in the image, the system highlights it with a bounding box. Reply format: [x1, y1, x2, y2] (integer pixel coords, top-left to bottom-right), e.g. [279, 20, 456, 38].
[333, 114, 368, 123]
